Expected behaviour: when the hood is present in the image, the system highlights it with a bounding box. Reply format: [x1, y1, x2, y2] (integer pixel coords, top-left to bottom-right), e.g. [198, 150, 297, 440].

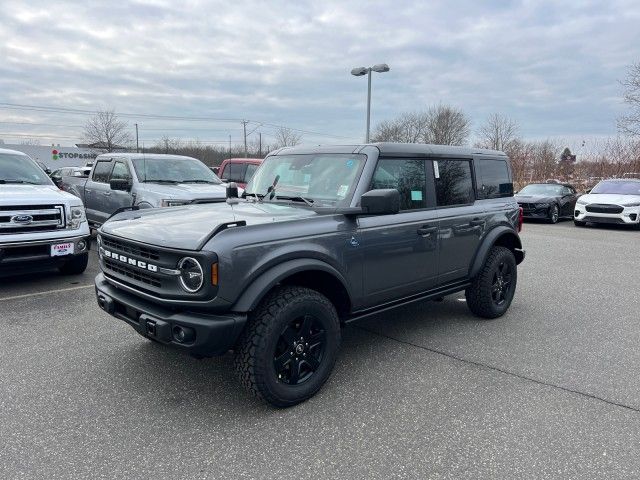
[0, 184, 81, 206]
[578, 193, 640, 205]
[101, 201, 316, 250]
[514, 194, 558, 203]
[140, 182, 227, 200]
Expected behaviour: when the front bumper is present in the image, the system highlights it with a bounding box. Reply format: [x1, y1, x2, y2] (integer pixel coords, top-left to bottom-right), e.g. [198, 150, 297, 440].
[95, 272, 246, 356]
[518, 204, 551, 219]
[0, 234, 91, 274]
[574, 204, 640, 225]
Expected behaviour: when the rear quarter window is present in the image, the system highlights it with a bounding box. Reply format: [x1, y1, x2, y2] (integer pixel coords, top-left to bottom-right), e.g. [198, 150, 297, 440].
[476, 159, 513, 199]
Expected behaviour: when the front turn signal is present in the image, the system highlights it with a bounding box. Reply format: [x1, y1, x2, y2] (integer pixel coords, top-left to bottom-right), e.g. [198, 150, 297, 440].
[211, 262, 219, 286]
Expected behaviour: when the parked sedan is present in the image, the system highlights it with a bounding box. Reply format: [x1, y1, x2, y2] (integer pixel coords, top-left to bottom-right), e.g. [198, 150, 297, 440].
[574, 179, 640, 228]
[515, 183, 578, 223]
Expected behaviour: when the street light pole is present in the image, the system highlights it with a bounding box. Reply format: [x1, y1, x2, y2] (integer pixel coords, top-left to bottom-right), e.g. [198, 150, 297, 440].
[135, 123, 139, 153]
[351, 64, 390, 143]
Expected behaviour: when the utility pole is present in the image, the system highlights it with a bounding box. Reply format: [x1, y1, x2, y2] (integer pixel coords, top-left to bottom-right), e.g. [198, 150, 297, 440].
[229, 135, 232, 159]
[135, 123, 139, 153]
[241, 120, 249, 157]
[259, 132, 262, 157]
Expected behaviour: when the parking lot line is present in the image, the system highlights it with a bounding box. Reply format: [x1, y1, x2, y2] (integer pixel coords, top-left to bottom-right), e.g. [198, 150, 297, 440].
[0, 284, 94, 302]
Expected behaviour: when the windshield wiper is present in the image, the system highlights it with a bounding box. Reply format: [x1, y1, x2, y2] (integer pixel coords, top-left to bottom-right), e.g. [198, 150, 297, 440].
[0, 179, 39, 184]
[141, 179, 180, 184]
[181, 179, 218, 184]
[274, 195, 314, 206]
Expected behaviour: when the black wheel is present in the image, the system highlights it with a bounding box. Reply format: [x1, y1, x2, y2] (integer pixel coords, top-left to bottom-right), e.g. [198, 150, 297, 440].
[548, 204, 559, 223]
[234, 286, 341, 407]
[574, 220, 586, 227]
[58, 253, 89, 275]
[465, 246, 517, 319]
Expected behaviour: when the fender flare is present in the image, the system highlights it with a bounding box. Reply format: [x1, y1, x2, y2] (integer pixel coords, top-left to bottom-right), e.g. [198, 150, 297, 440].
[469, 226, 524, 279]
[230, 258, 352, 313]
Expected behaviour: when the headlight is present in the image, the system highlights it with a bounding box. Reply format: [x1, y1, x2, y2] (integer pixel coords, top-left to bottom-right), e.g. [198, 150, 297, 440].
[535, 203, 549, 208]
[161, 199, 191, 207]
[178, 257, 204, 293]
[69, 206, 87, 229]
[623, 202, 640, 207]
[576, 198, 588, 205]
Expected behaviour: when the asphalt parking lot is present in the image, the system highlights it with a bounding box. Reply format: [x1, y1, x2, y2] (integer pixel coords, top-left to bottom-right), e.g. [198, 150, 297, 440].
[1, 222, 639, 479]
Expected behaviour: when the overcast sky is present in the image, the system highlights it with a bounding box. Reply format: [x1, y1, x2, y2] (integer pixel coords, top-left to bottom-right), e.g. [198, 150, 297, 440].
[1, 0, 639, 148]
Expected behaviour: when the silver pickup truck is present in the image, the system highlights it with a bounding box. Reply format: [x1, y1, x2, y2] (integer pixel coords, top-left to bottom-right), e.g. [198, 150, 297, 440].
[63, 153, 228, 228]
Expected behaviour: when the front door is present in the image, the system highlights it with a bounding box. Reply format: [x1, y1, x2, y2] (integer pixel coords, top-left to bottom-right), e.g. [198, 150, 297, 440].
[106, 160, 134, 214]
[358, 158, 439, 307]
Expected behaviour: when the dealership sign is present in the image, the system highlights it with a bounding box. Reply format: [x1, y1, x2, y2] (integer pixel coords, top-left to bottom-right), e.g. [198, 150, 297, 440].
[52, 149, 97, 161]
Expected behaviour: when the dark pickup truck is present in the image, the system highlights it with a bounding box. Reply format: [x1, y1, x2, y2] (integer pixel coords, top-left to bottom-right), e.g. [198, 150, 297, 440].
[95, 143, 524, 407]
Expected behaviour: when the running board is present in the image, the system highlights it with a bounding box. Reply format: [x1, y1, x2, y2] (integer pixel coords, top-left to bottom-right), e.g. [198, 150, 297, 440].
[345, 281, 470, 323]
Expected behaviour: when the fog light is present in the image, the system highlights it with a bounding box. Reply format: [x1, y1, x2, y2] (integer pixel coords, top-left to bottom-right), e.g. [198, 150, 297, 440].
[172, 325, 195, 343]
[77, 240, 87, 252]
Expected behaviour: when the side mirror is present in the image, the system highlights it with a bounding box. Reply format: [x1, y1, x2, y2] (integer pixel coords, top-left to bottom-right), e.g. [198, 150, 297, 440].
[212, 167, 220, 175]
[360, 189, 400, 215]
[110, 179, 132, 192]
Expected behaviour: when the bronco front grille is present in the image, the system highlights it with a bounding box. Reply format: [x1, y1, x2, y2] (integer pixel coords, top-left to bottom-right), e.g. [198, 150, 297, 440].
[586, 204, 623, 214]
[101, 236, 160, 260]
[0, 205, 65, 234]
[103, 258, 162, 288]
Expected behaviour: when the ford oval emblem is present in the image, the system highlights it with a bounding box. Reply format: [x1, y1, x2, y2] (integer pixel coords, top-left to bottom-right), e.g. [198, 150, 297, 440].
[11, 214, 33, 225]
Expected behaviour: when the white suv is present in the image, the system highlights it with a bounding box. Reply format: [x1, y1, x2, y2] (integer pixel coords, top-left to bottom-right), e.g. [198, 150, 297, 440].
[0, 148, 91, 276]
[574, 179, 640, 228]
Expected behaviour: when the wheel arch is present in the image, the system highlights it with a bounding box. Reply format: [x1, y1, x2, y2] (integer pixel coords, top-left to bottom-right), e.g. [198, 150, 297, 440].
[230, 259, 352, 317]
[469, 226, 524, 279]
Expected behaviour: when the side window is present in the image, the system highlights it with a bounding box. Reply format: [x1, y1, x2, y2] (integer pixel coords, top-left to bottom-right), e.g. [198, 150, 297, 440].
[110, 161, 131, 181]
[371, 159, 426, 210]
[434, 159, 474, 207]
[476, 159, 513, 199]
[245, 163, 259, 182]
[562, 186, 573, 195]
[92, 161, 113, 183]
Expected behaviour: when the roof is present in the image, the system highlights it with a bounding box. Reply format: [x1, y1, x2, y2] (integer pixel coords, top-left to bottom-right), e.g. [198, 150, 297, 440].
[0, 147, 29, 156]
[600, 178, 640, 182]
[272, 142, 507, 157]
[222, 157, 263, 164]
[97, 153, 199, 161]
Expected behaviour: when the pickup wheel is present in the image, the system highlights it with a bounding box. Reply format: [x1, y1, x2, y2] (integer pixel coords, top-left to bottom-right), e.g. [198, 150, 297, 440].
[234, 286, 341, 408]
[465, 246, 517, 319]
[58, 252, 89, 275]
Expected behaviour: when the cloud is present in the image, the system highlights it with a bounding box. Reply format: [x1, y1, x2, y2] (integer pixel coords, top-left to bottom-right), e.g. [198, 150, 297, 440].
[0, 0, 639, 146]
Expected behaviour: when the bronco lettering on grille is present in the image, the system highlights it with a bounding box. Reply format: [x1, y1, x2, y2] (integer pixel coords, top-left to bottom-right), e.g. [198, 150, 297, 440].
[101, 248, 158, 272]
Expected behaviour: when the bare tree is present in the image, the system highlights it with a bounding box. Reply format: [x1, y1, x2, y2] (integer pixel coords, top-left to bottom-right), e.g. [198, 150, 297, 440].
[477, 113, 520, 151]
[618, 62, 640, 136]
[83, 109, 133, 152]
[154, 136, 183, 154]
[371, 105, 470, 145]
[424, 104, 470, 146]
[272, 127, 302, 149]
[19, 138, 41, 146]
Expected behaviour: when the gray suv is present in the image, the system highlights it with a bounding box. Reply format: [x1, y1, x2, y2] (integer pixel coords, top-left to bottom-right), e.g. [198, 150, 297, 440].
[95, 143, 525, 407]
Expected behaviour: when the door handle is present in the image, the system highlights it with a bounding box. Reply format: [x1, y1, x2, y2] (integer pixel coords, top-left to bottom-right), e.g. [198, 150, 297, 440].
[103, 191, 111, 196]
[417, 225, 437, 237]
[469, 218, 485, 227]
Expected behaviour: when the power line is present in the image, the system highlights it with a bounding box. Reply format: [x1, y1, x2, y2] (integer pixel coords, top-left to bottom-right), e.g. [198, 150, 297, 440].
[0, 102, 353, 139]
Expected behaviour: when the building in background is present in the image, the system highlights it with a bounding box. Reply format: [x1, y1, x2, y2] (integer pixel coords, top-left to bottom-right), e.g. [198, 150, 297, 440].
[0, 140, 109, 168]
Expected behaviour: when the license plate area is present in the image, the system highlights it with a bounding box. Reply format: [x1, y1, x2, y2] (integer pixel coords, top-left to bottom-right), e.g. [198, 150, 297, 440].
[51, 242, 74, 256]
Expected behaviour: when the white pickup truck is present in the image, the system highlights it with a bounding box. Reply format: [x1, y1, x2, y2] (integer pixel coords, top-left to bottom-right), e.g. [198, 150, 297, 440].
[0, 148, 91, 276]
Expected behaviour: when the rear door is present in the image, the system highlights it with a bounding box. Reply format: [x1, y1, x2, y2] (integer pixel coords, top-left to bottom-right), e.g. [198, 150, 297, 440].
[433, 158, 485, 284]
[358, 157, 439, 306]
[84, 158, 113, 225]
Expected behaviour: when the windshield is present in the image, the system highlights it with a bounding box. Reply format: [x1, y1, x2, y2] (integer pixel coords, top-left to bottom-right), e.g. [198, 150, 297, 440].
[0, 154, 53, 185]
[518, 184, 564, 196]
[244, 154, 366, 207]
[131, 156, 222, 184]
[591, 180, 640, 195]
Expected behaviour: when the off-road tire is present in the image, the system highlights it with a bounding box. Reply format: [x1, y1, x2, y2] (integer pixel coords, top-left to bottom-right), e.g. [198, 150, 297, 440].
[234, 286, 341, 408]
[574, 220, 586, 227]
[465, 246, 517, 319]
[58, 252, 89, 275]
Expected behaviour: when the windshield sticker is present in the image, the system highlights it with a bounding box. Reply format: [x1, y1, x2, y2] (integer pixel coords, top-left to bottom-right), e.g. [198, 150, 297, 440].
[337, 185, 349, 197]
[411, 190, 423, 201]
[346, 159, 355, 168]
[433, 161, 440, 179]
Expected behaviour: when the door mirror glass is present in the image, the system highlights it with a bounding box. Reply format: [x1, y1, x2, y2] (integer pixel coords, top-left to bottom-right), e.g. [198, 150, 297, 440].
[360, 189, 400, 215]
[110, 179, 132, 191]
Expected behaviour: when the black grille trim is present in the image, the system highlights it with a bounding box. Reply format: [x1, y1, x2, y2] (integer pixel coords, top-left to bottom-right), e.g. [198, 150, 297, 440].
[585, 204, 623, 214]
[102, 236, 160, 260]
[103, 258, 162, 288]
